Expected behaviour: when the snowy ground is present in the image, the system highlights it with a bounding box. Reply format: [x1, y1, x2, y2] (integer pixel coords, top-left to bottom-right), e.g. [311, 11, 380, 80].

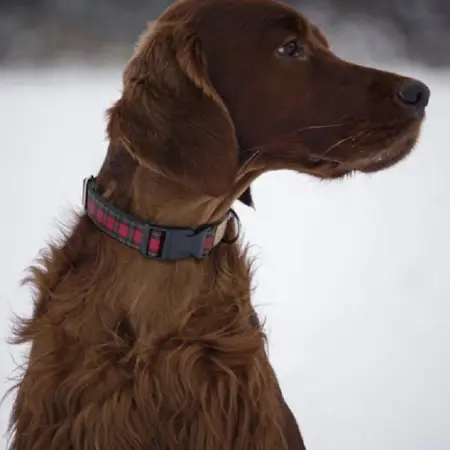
[1, 62, 449, 450]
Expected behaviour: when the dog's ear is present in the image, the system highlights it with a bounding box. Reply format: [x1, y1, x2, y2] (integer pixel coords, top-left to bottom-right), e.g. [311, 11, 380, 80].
[107, 21, 239, 198]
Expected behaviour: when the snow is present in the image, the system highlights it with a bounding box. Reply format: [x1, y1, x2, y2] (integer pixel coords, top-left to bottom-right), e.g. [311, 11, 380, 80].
[1, 63, 449, 450]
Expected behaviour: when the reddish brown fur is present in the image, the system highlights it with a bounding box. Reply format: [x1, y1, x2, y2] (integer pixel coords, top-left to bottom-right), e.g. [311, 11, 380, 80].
[6, 0, 429, 449]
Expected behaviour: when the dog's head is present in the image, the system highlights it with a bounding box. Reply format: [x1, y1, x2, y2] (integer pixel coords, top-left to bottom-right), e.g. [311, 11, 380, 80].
[107, 0, 430, 210]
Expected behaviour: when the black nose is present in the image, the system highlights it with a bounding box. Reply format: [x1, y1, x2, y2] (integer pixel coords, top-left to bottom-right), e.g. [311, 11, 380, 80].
[396, 79, 430, 112]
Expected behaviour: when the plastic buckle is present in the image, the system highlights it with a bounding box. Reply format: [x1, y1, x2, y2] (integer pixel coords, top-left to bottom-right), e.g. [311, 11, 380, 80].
[140, 225, 212, 260]
[161, 226, 212, 260]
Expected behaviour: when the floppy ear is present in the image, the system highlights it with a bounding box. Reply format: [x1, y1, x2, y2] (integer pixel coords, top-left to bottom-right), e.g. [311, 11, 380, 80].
[106, 21, 239, 198]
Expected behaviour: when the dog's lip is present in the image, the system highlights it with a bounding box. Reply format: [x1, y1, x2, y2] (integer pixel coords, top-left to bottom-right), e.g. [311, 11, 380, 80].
[307, 144, 413, 174]
[307, 154, 343, 168]
[308, 154, 342, 164]
[356, 146, 413, 173]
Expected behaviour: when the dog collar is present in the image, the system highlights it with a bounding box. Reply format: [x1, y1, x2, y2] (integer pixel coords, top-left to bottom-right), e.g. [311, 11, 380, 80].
[82, 176, 233, 261]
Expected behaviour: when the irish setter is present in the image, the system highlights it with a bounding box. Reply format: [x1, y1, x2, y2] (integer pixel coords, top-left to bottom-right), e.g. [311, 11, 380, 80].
[7, 0, 430, 449]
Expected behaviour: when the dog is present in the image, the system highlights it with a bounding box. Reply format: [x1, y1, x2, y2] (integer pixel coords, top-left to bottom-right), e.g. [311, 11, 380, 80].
[7, 0, 429, 449]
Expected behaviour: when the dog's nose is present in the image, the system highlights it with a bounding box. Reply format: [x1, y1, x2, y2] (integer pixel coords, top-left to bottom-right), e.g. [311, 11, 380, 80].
[396, 79, 430, 112]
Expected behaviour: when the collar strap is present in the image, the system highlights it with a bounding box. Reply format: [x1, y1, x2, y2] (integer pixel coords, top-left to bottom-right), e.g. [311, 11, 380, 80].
[82, 176, 233, 261]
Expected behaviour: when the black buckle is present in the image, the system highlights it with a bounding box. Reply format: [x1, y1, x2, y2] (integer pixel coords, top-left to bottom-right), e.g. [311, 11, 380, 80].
[140, 224, 214, 261]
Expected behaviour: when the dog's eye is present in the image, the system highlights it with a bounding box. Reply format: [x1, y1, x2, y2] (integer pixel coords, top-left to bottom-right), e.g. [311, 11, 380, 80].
[277, 40, 305, 59]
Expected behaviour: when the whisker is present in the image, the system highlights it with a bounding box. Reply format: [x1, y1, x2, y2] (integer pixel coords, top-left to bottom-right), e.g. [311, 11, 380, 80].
[354, 130, 373, 146]
[242, 122, 345, 155]
[322, 128, 371, 156]
[288, 123, 344, 135]
[321, 135, 355, 156]
[237, 150, 262, 176]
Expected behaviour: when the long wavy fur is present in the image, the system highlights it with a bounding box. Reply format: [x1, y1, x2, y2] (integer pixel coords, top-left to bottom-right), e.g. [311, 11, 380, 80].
[6, 210, 289, 450]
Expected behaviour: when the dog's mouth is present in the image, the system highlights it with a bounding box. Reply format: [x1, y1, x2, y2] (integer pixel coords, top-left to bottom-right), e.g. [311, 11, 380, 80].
[239, 117, 423, 181]
[304, 120, 422, 178]
[307, 137, 416, 176]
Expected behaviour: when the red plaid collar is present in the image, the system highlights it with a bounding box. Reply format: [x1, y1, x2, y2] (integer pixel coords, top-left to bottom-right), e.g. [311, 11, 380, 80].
[82, 176, 234, 261]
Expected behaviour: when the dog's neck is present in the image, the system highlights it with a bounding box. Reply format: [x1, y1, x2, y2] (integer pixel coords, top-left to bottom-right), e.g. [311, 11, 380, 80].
[97, 145, 233, 227]
[72, 216, 252, 347]
[71, 153, 247, 342]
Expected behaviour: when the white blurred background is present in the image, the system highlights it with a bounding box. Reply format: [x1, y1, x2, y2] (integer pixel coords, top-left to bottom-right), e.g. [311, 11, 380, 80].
[1, 2, 450, 450]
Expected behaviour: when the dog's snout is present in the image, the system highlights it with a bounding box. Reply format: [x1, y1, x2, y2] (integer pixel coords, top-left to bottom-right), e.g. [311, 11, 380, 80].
[396, 79, 430, 112]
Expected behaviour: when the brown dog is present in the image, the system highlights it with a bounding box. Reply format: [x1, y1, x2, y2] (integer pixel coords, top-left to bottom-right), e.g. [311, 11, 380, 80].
[7, 0, 429, 449]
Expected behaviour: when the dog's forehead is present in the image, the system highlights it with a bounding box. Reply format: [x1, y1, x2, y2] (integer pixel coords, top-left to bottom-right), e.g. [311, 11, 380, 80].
[163, 0, 310, 35]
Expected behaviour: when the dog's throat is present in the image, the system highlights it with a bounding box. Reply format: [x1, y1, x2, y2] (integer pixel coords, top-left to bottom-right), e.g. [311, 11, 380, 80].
[82, 176, 234, 261]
